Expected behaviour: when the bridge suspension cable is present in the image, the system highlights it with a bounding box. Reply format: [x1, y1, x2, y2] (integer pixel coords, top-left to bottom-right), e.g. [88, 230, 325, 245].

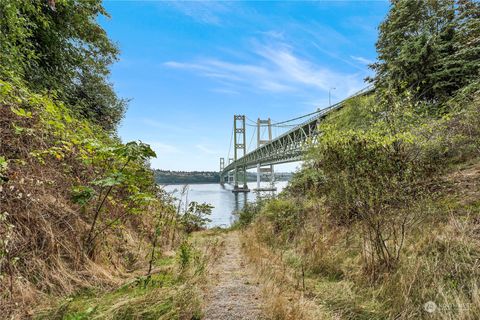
[246, 111, 320, 129]
[245, 85, 374, 130]
[247, 126, 256, 152]
[227, 125, 233, 161]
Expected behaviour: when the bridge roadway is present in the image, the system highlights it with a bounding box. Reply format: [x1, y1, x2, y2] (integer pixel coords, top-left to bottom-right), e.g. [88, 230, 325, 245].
[220, 86, 373, 185]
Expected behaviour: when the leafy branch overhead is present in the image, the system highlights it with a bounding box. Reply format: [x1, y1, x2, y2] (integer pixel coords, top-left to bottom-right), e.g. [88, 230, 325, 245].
[0, 0, 126, 131]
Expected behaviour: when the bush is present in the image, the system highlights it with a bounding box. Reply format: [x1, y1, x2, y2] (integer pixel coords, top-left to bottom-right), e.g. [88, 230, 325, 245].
[308, 89, 478, 274]
[0, 79, 170, 316]
[233, 200, 265, 228]
[181, 202, 213, 234]
[259, 198, 305, 245]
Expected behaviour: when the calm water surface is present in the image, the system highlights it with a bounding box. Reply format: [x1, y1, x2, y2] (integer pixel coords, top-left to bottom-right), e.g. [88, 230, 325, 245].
[162, 181, 288, 227]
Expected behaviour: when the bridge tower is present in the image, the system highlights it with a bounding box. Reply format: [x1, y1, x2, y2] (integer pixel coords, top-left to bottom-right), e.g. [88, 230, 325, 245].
[228, 158, 234, 184]
[255, 118, 276, 191]
[233, 115, 250, 192]
[219, 157, 225, 184]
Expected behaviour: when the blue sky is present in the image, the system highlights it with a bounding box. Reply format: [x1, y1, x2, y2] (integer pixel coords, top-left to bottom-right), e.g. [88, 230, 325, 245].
[101, 0, 389, 171]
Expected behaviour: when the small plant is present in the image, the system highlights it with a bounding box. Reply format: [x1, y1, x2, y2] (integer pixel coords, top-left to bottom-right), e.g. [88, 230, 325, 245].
[178, 241, 192, 271]
[147, 188, 177, 276]
[71, 186, 95, 206]
[233, 200, 265, 228]
[181, 201, 213, 234]
[0, 156, 8, 183]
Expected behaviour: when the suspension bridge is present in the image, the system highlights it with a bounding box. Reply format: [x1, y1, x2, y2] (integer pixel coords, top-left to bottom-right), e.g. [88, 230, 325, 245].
[219, 86, 373, 192]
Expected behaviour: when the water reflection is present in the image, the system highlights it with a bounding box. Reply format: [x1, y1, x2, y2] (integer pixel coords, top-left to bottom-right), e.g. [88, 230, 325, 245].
[162, 181, 288, 227]
[233, 192, 248, 213]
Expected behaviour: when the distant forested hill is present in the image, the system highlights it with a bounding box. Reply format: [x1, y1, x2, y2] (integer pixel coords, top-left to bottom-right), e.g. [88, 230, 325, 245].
[154, 170, 220, 184]
[154, 170, 293, 184]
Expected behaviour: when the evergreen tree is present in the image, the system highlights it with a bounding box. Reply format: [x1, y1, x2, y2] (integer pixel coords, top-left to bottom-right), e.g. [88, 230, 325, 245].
[431, 0, 480, 98]
[370, 0, 480, 105]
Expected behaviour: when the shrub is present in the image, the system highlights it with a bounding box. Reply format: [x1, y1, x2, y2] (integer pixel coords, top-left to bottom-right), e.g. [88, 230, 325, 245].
[307, 91, 440, 275]
[181, 202, 213, 234]
[0, 79, 174, 316]
[260, 198, 304, 244]
[233, 199, 267, 228]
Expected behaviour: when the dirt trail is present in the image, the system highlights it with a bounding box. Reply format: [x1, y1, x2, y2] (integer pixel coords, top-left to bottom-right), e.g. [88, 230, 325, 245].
[203, 231, 263, 320]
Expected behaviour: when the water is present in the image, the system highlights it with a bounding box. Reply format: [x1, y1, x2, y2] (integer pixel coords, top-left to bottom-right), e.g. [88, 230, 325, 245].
[162, 181, 288, 227]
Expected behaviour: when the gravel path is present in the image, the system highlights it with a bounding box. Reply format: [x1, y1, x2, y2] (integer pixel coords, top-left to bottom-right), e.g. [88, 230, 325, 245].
[203, 231, 263, 320]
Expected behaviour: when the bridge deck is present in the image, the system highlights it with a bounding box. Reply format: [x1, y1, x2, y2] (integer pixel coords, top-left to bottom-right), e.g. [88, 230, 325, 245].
[221, 86, 373, 176]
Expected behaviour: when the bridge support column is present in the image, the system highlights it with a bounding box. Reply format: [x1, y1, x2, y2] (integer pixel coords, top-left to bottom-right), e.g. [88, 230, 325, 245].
[232, 115, 250, 193]
[256, 163, 261, 190]
[228, 158, 234, 184]
[219, 157, 225, 184]
[255, 118, 276, 192]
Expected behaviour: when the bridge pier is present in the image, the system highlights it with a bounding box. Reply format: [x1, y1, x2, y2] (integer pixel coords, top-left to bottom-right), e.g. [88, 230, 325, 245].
[232, 186, 250, 193]
[233, 165, 250, 193]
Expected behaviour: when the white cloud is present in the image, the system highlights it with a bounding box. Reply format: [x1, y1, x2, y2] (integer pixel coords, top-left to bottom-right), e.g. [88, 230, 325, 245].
[350, 55, 374, 65]
[196, 144, 220, 155]
[164, 40, 366, 98]
[166, 1, 232, 25]
[164, 58, 290, 93]
[141, 118, 188, 133]
[145, 141, 180, 155]
[257, 30, 285, 40]
[210, 88, 240, 95]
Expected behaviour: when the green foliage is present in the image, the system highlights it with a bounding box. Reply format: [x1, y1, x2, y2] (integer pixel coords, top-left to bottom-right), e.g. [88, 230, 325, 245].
[118, 141, 157, 161]
[178, 241, 192, 270]
[71, 186, 95, 206]
[181, 202, 213, 233]
[10, 106, 32, 118]
[284, 164, 325, 196]
[0, 156, 7, 171]
[0, 79, 164, 305]
[83, 141, 158, 248]
[233, 201, 264, 228]
[0, 156, 8, 183]
[92, 173, 125, 188]
[370, 0, 480, 104]
[259, 198, 303, 244]
[0, 0, 125, 130]
[315, 130, 418, 220]
[322, 94, 378, 131]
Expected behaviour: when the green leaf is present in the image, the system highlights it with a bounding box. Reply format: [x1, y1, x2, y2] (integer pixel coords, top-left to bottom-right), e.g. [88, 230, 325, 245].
[92, 173, 125, 187]
[71, 186, 95, 206]
[0, 156, 7, 172]
[116, 141, 157, 161]
[10, 107, 32, 118]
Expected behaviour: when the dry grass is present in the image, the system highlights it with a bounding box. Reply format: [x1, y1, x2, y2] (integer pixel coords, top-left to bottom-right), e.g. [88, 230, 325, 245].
[241, 228, 327, 320]
[241, 160, 480, 319]
[35, 230, 224, 319]
[0, 89, 162, 317]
